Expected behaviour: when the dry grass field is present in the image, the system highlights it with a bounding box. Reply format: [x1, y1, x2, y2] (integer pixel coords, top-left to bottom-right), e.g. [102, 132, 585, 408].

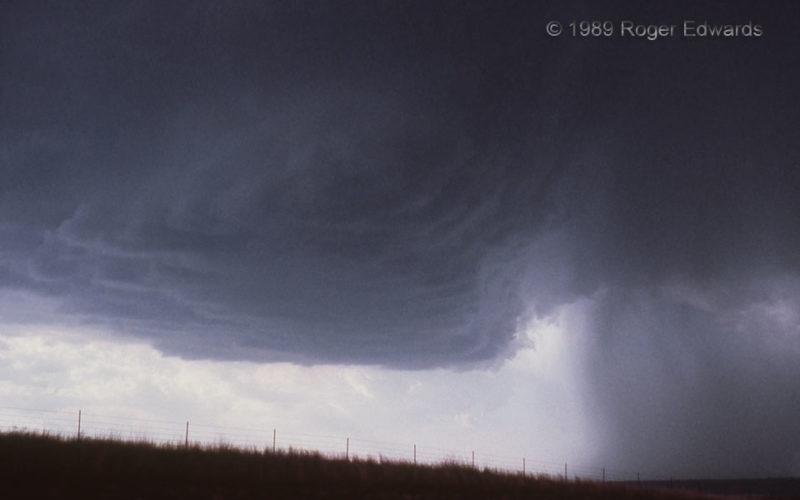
[0, 431, 745, 499]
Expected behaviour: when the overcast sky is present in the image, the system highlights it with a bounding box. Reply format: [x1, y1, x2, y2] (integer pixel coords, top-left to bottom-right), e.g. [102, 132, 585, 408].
[2, 0, 799, 479]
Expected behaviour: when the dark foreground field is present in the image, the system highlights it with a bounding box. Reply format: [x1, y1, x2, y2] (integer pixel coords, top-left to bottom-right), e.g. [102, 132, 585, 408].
[0, 432, 790, 499]
[635, 479, 800, 499]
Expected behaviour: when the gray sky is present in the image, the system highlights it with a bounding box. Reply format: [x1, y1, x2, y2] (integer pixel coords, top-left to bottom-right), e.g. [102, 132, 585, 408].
[2, 0, 799, 478]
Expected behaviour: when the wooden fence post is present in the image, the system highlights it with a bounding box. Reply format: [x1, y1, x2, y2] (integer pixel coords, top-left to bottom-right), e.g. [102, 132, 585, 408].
[77, 409, 81, 441]
[185, 421, 189, 448]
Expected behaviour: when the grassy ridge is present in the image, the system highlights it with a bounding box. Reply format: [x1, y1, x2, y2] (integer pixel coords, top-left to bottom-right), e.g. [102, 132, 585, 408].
[1, 432, 716, 499]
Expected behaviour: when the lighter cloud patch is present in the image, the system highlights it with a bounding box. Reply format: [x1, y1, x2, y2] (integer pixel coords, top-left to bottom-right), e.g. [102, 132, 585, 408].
[757, 298, 799, 332]
[407, 380, 423, 395]
[454, 412, 472, 429]
[342, 369, 374, 399]
[725, 276, 800, 355]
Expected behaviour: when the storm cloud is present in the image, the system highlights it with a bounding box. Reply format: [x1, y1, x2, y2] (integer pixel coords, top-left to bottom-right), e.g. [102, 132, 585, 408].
[2, 0, 799, 477]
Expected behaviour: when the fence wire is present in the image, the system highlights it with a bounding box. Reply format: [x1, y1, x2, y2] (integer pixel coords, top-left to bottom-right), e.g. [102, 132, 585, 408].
[0, 405, 646, 482]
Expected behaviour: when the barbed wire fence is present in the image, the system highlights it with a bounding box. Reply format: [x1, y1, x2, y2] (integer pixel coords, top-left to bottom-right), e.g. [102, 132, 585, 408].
[0, 405, 640, 483]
